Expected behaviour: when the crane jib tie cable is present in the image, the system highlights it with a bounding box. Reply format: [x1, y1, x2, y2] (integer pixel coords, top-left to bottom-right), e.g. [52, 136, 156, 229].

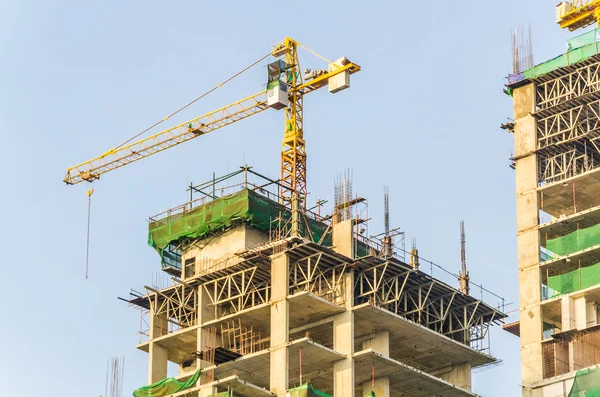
[113, 51, 273, 151]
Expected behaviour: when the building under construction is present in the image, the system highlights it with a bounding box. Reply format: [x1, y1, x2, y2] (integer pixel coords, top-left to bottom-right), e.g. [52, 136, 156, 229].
[505, 7, 600, 396]
[63, 36, 507, 397]
[122, 168, 506, 397]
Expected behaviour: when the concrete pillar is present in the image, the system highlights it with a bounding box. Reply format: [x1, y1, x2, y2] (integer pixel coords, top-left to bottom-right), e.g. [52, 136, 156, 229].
[148, 299, 169, 384]
[197, 285, 216, 391]
[561, 296, 576, 331]
[574, 296, 587, 330]
[513, 83, 544, 392]
[199, 386, 217, 397]
[333, 270, 354, 397]
[440, 363, 472, 392]
[362, 331, 390, 397]
[586, 301, 598, 327]
[270, 253, 290, 397]
[333, 220, 354, 259]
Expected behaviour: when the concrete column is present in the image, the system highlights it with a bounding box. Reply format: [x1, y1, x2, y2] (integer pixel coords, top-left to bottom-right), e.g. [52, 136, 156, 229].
[333, 220, 354, 259]
[574, 296, 587, 330]
[196, 285, 216, 390]
[561, 296, 575, 331]
[148, 298, 169, 384]
[199, 386, 217, 397]
[440, 363, 472, 392]
[334, 270, 354, 397]
[362, 331, 390, 397]
[270, 253, 290, 397]
[586, 301, 598, 327]
[513, 83, 544, 394]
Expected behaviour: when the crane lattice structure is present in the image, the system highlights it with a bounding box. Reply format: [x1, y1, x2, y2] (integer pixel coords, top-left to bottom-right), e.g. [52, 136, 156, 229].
[557, 0, 600, 31]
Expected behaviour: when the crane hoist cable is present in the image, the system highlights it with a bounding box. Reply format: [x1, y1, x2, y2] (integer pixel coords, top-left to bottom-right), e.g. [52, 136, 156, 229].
[85, 188, 94, 279]
[112, 51, 272, 153]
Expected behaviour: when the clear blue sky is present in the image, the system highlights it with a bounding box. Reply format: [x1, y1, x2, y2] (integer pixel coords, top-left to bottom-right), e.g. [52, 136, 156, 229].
[0, 1, 585, 396]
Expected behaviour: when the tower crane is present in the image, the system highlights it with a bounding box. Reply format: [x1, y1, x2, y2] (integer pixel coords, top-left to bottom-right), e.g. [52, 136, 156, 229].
[64, 38, 360, 216]
[557, 0, 600, 31]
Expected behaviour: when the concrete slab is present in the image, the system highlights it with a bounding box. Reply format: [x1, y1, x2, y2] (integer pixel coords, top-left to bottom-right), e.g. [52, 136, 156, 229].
[212, 376, 275, 397]
[205, 338, 344, 391]
[539, 168, 600, 217]
[202, 303, 271, 335]
[136, 325, 199, 364]
[168, 376, 275, 397]
[353, 303, 496, 370]
[540, 243, 600, 276]
[353, 349, 478, 397]
[288, 292, 345, 329]
[539, 204, 600, 240]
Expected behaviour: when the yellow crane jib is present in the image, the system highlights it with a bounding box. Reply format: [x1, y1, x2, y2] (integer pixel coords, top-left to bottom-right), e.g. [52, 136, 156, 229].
[63, 91, 268, 185]
[557, 0, 600, 31]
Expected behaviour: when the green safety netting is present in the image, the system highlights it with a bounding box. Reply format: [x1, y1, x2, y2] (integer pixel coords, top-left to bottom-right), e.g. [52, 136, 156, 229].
[546, 223, 600, 257]
[548, 261, 600, 296]
[287, 384, 332, 397]
[568, 367, 600, 396]
[523, 29, 600, 80]
[132, 369, 201, 397]
[148, 189, 332, 267]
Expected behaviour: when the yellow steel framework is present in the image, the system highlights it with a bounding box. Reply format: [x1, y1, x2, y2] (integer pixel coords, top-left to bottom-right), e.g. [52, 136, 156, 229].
[558, 0, 600, 31]
[64, 91, 269, 185]
[279, 38, 306, 208]
[64, 37, 360, 212]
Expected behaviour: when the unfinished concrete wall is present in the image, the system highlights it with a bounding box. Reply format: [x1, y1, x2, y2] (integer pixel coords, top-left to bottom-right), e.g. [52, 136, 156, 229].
[182, 225, 268, 277]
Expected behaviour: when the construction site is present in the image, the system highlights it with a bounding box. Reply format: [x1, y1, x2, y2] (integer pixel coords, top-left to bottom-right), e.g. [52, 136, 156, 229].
[503, 1, 600, 396]
[62, 37, 509, 397]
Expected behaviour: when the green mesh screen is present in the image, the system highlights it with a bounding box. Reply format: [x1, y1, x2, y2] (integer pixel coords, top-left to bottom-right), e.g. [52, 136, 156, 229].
[132, 369, 201, 397]
[568, 367, 600, 396]
[524, 29, 600, 80]
[208, 392, 230, 397]
[546, 223, 600, 257]
[548, 261, 600, 296]
[287, 384, 332, 397]
[148, 189, 332, 267]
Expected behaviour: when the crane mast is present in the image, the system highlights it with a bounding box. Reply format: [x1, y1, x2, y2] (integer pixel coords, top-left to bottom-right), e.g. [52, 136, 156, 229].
[278, 38, 306, 209]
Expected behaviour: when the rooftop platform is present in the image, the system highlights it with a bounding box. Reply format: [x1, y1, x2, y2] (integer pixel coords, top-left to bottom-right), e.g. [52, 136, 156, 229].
[353, 255, 506, 327]
[353, 349, 477, 397]
[353, 303, 496, 370]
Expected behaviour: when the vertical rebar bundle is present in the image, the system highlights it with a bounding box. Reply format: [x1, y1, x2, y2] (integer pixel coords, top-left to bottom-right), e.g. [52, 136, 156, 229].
[458, 221, 470, 295]
[512, 24, 535, 74]
[382, 186, 392, 257]
[104, 357, 125, 397]
[334, 170, 353, 222]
